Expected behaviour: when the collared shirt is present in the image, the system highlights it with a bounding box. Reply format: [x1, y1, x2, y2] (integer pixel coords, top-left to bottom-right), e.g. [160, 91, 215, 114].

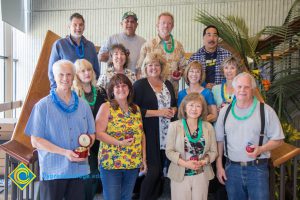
[138, 36, 186, 95]
[99, 33, 146, 72]
[215, 102, 284, 162]
[25, 93, 95, 180]
[97, 66, 136, 89]
[189, 46, 232, 85]
[48, 35, 100, 88]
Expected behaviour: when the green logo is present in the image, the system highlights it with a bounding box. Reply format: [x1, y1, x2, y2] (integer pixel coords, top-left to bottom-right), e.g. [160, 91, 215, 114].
[8, 163, 36, 190]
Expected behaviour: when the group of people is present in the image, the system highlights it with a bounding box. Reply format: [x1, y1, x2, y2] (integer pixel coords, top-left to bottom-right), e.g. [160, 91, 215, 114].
[25, 10, 285, 200]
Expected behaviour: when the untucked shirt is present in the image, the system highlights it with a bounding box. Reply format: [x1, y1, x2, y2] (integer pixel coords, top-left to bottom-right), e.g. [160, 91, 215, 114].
[99, 103, 144, 170]
[25, 93, 95, 180]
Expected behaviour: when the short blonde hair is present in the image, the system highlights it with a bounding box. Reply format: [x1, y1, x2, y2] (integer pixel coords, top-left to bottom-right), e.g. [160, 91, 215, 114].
[178, 92, 208, 120]
[220, 56, 243, 75]
[141, 53, 168, 80]
[73, 59, 98, 96]
[184, 61, 206, 86]
[157, 12, 174, 25]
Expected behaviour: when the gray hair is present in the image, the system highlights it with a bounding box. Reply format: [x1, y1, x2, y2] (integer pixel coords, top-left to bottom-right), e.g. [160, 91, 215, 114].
[52, 60, 76, 77]
[232, 72, 257, 89]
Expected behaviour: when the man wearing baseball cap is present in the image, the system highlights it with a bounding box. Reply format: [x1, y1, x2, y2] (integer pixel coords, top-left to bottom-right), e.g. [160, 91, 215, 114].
[98, 11, 146, 73]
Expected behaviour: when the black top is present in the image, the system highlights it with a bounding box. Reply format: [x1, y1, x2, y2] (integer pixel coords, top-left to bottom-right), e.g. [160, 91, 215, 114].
[89, 87, 107, 155]
[133, 78, 177, 165]
[205, 51, 217, 83]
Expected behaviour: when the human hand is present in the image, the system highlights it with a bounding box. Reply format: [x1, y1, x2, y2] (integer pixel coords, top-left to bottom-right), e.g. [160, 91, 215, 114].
[119, 138, 134, 146]
[140, 159, 148, 174]
[206, 83, 215, 90]
[185, 160, 201, 171]
[64, 149, 87, 162]
[198, 159, 207, 167]
[246, 145, 262, 159]
[216, 166, 227, 185]
[160, 108, 175, 119]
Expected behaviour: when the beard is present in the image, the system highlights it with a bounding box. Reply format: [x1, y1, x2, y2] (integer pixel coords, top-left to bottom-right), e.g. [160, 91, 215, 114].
[70, 33, 82, 40]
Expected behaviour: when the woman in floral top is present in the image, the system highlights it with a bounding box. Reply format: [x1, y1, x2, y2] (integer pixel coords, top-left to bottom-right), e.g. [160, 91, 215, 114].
[96, 74, 146, 200]
[133, 53, 177, 199]
[98, 44, 136, 89]
[166, 93, 217, 200]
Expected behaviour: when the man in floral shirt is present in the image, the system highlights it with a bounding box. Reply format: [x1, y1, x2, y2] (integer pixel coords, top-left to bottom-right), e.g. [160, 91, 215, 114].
[137, 12, 186, 97]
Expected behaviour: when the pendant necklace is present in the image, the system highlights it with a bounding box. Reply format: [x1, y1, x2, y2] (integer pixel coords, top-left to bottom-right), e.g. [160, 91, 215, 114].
[221, 82, 234, 103]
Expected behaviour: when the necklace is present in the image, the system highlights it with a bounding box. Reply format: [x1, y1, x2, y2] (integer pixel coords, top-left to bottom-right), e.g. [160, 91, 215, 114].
[75, 40, 85, 58]
[50, 89, 79, 113]
[163, 34, 175, 54]
[82, 86, 97, 106]
[120, 106, 130, 118]
[221, 82, 234, 103]
[231, 97, 258, 120]
[182, 119, 203, 143]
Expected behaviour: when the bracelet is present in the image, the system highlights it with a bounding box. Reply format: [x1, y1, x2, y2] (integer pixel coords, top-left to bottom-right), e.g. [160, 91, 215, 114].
[117, 140, 120, 147]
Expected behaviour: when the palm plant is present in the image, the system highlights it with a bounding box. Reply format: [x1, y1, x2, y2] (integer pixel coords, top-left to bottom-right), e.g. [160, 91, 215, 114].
[195, 2, 300, 198]
[195, 1, 300, 125]
[194, 11, 264, 70]
[260, 0, 300, 123]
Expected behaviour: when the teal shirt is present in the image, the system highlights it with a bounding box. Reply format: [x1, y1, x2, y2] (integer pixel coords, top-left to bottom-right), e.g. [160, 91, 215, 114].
[212, 84, 223, 108]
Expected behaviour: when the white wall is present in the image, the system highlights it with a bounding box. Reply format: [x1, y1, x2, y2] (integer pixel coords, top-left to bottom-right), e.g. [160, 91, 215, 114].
[13, 0, 294, 101]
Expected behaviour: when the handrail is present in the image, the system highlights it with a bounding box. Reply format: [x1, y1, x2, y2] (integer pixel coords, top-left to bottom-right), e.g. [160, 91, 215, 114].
[0, 100, 22, 112]
[0, 30, 60, 164]
[271, 142, 300, 167]
[270, 142, 300, 200]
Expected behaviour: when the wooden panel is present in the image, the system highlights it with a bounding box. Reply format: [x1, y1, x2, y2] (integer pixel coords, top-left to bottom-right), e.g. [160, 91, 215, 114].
[0, 30, 61, 164]
[271, 142, 300, 167]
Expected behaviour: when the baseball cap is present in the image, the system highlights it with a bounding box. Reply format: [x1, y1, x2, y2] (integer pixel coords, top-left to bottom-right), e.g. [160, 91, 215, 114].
[122, 11, 138, 21]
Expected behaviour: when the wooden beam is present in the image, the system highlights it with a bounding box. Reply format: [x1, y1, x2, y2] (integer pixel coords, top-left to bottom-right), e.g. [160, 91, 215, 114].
[0, 30, 60, 164]
[0, 101, 22, 112]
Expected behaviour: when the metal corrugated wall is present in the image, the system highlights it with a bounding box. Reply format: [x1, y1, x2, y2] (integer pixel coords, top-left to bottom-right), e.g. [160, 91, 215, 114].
[13, 0, 294, 100]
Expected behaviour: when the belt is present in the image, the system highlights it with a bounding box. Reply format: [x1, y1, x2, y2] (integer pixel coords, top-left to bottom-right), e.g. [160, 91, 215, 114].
[226, 158, 269, 166]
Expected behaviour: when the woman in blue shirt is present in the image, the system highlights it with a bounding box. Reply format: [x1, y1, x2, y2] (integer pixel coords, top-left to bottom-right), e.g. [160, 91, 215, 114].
[178, 61, 217, 122]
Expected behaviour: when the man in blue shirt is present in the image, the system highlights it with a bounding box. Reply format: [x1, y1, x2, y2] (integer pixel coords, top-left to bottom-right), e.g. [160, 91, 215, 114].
[189, 25, 232, 89]
[48, 13, 100, 89]
[26, 60, 95, 200]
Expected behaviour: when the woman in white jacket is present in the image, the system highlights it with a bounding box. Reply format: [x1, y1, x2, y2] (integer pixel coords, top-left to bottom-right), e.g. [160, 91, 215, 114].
[166, 92, 218, 200]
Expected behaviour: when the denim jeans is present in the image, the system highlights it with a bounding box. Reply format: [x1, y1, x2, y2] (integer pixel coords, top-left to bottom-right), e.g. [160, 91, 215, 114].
[225, 161, 269, 200]
[100, 167, 139, 200]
